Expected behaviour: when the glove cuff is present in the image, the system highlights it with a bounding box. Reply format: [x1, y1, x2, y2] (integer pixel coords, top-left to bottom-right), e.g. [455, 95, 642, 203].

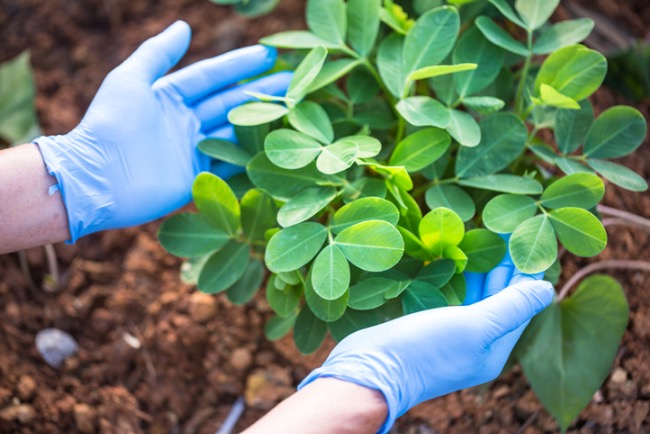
[34, 132, 113, 243]
[298, 366, 399, 434]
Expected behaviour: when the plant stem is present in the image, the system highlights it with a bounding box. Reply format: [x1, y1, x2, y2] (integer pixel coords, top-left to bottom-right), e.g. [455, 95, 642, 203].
[557, 260, 650, 300]
[42, 243, 60, 292]
[515, 30, 533, 116]
[597, 205, 650, 231]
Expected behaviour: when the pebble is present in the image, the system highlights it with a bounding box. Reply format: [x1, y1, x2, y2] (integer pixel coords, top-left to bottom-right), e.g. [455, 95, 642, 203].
[35, 328, 79, 369]
[230, 348, 253, 372]
[0, 404, 36, 423]
[73, 403, 96, 434]
[610, 367, 628, 384]
[188, 292, 217, 323]
[16, 375, 36, 401]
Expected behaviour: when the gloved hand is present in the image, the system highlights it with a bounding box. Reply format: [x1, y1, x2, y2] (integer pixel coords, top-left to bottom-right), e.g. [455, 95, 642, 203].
[35, 21, 291, 243]
[299, 254, 554, 434]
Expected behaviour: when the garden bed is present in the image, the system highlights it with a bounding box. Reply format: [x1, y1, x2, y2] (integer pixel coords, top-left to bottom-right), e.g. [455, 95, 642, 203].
[0, 0, 649, 432]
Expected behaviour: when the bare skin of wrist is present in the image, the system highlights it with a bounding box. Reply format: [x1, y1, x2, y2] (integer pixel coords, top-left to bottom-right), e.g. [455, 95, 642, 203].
[0, 143, 71, 254]
[243, 378, 388, 434]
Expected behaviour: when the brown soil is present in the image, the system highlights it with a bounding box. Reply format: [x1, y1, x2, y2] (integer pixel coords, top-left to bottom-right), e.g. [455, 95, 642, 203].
[1, 0, 649, 433]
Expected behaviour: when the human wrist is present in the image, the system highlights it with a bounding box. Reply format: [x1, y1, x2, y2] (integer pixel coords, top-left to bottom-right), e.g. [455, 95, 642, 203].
[34, 129, 110, 243]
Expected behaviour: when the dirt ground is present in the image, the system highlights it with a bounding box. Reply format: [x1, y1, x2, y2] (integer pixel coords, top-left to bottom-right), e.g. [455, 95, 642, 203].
[1, 0, 649, 433]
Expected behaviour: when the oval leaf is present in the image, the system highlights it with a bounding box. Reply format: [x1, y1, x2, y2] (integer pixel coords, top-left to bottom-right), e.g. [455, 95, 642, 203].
[583, 106, 647, 159]
[335, 220, 404, 272]
[549, 207, 607, 257]
[419, 207, 465, 256]
[458, 229, 507, 273]
[265, 222, 327, 272]
[425, 184, 476, 222]
[288, 101, 334, 144]
[389, 127, 451, 172]
[482, 194, 538, 233]
[396, 96, 450, 128]
[228, 102, 289, 126]
[159, 213, 229, 258]
[331, 197, 399, 234]
[192, 172, 240, 235]
[277, 186, 337, 228]
[198, 241, 250, 294]
[311, 244, 351, 300]
[541, 173, 605, 210]
[509, 214, 558, 274]
[294, 306, 328, 355]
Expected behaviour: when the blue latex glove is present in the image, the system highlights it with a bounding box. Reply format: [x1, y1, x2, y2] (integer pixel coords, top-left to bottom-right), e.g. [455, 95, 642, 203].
[299, 256, 554, 434]
[34, 21, 292, 242]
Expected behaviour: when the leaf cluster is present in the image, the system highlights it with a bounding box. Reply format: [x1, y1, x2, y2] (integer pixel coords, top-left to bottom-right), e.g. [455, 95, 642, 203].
[159, 0, 646, 429]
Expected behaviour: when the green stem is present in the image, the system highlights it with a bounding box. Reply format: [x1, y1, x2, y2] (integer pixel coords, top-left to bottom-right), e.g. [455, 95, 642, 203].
[515, 30, 533, 116]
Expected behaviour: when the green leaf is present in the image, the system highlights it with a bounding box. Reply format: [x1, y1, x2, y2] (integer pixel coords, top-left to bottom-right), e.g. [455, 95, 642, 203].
[443, 244, 468, 273]
[541, 173, 605, 210]
[455, 113, 528, 177]
[347, 0, 381, 55]
[287, 46, 329, 100]
[373, 164, 414, 191]
[509, 214, 557, 274]
[556, 157, 592, 175]
[198, 138, 252, 167]
[377, 33, 407, 98]
[401, 280, 448, 314]
[305, 268, 349, 321]
[458, 229, 506, 273]
[266, 222, 327, 272]
[317, 140, 359, 174]
[192, 173, 240, 235]
[425, 185, 475, 222]
[407, 63, 478, 82]
[446, 109, 481, 147]
[307, 59, 362, 94]
[549, 207, 606, 257]
[453, 26, 505, 97]
[348, 278, 398, 310]
[278, 186, 337, 227]
[234, 0, 280, 17]
[396, 96, 450, 128]
[403, 6, 460, 74]
[294, 306, 328, 354]
[341, 135, 381, 158]
[228, 102, 289, 126]
[389, 127, 451, 172]
[198, 241, 250, 294]
[393, 187, 422, 232]
[348, 70, 380, 104]
[329, 307, 385, 342]
[288, 101, 334, 144]
[429, 73, 456, 107]
[306, 0, 347, 45]
[245, 91, 295, 105]
[514, 0, 559, 30]
[226, 259, 264, 305]
[487, 0, 526, 28]
[416, 259, 455, 288]
[534, 45, 607, 101]
[583, 106, 647, 159]
[180, 255, 210, 285]
[516, 275, 629, 431]
[586, 159, 648, 192]
[555, 99, 594, 154]
[379, 2, 414, 35]
[335, 220, 404, 272]
[260, 31, 341, 49]
[267, 277, 301, 317]
[535, 84, 580, 110]
[533, 18, 595, 54]
[419, 207, 465, 256]
[264, 311, 298, 341]
[264, 129, 322, 170]
[158, 213, 229, 257]
[0, 52, 39, 144]
[331, 197, 399, 234]
[342, 177, 387, 203]
[462, 96, 505, 114]
[475, 16, 529, 57]
[440, 273, 466, 305]
[241, 189, 277, 242]
[247, 153, 341, 201]
[458, 174, 543, 194]
[483, 194, 538, 233]
[311, 244, 351, 300]
[235, 123, 269, 155]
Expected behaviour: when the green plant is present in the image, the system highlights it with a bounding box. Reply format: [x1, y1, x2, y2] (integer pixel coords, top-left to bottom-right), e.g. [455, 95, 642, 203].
[0, 51, 40, 147]
[209, 0, 281, 17]
[159, 0, 648, 429]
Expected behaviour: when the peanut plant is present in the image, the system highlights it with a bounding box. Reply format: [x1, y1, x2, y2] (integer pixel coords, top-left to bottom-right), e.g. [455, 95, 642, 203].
[159, 0, 648, 429]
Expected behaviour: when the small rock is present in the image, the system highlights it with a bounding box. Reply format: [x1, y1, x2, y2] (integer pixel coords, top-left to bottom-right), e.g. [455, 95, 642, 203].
[0, 404, 36, 423]
[35, 328, 79, 368]
[188, 292, 217, 323]
[231, 348, 253, 372]
[610, 367, 627, 384]
[74, 403, 96, 434]
[492, 385, 510, 400]
[16, 376, 36, 401]
[244, 366, 294, 410]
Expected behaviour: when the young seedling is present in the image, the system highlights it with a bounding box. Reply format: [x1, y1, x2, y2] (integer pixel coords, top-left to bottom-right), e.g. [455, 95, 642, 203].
[159, 0, 648, 430]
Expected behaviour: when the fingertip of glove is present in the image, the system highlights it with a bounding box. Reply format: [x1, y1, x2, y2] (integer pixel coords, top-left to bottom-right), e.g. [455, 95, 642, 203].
[166, 20, 192, 42]
[520, 280, 555, 314]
